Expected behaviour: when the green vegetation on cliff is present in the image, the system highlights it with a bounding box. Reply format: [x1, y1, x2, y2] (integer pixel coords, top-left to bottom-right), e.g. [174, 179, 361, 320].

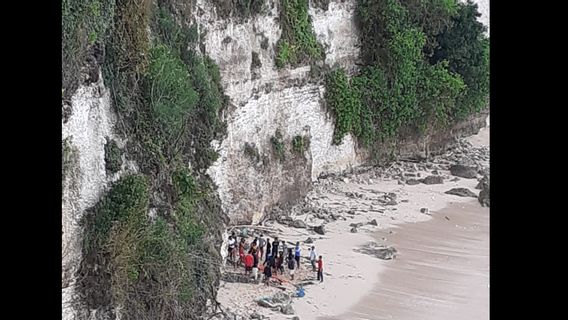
[276, 0, 324, 67]
[71, 1, 227, 319]
[326, 0, 488, 149]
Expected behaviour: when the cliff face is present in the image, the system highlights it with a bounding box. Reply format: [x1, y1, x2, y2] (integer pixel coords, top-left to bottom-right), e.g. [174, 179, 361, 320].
[198, 0, 489, 224]
[198, 0, 365, 224]
[62, 0, 489, 318]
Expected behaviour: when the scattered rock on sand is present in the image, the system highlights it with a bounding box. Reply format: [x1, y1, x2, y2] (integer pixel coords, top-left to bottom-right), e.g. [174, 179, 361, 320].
[476, 174, 490, 190]
[291, 219, 307, 229]
[305, 237, 314, 244]
[314, 225, 326, 235]
[445, 188, 477, 198]
[406, 179, 421, 185]
[449, 164, 478, 179]
[420, 208, 430, 215]
[421, 175, 444, 184]
[350, 227, 358, 233]
[478, 186, 490, 207]
[368, 219, 378, 226]
[356, 243, 398, 260]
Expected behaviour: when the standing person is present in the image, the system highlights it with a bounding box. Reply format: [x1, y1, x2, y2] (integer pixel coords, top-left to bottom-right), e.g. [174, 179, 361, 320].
[294, 242, 302, 269]
[228, 234, 236, 268]
[275, 252, 284, 275]
[238, 238, 246, 267]
[272, 237, 279, 259]
[317, 255, 324, 282]
[258, 234, 266, 261]
[309, 246, 317, 271]
[265, 238, 272, 261]
[281, 240, 287, 258]
[251, 244, 259, 281]
[264, 257, 272, 286]
[287, 248, 296, 280]
[244, 253, 254, 276]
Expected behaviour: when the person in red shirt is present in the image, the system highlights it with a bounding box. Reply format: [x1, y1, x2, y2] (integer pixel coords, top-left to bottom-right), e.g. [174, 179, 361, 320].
[244, 254, 254, 276]
[317, 255, 324, 282]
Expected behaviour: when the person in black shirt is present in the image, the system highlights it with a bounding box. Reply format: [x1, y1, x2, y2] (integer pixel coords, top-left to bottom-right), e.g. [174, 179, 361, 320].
[265, 238, 272, 261]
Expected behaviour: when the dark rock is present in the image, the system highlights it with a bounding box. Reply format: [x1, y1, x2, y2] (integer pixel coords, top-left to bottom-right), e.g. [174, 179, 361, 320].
[421, 175, 444, 185]
[292, 317, 300, 320]
[386, 200, 398, 206]
[387, 193, 397, 200]
[368, 219, 378, 226]
[406, 179, 421, 185]
[349, 222, 364, 228]
[291, 220, 307, 229]
[305, 237, 314, 244]
[445, 188, 477, 198]
[347, 210, 356, 215]
[431, 170, 439, 175]
[479, 188, 490, 207]
[350, 227, 358, 233]
[476, 174, 490, 190]
[420, 208, 429, 214]
[314, 225, 326, 235]
[449, 164, 478, 179]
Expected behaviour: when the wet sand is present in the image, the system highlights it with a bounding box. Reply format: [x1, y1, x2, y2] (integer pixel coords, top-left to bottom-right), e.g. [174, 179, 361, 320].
[323, 200, 489, 320]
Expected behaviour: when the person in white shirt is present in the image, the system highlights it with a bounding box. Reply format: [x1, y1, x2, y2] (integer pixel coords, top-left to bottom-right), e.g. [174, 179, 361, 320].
[309, 246, 317, 271]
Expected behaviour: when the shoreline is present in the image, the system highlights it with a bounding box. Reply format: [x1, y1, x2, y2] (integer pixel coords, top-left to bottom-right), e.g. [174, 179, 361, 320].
[329, 199, 489, 320]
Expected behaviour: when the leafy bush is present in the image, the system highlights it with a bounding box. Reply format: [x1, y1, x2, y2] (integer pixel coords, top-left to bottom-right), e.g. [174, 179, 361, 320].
[326, 0, 489, 147]
[275, 0, 324, 67]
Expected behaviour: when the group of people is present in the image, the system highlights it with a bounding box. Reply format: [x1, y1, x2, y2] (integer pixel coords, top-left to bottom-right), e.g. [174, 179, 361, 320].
[227, 232, 324, 285]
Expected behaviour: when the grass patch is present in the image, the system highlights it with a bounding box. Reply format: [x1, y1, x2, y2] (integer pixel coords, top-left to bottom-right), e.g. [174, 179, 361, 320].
[104, 139, 123, 174]
[291, 135, 309, 155]
[270, 130, 286, 161]
[62, 0, 116, 102]
[275, 0, 324, 68]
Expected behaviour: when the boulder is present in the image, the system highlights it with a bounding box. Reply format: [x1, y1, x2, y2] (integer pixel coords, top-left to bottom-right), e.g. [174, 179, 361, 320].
[476, 174, 490, 190]
[445, 188, 478, 198]
[314, 225, 326, 235]
[479, 188, 490, 207]
[291, 220, 307, 229]
[406, 179, 421, 185]
[449, 164, 478, 179]
[421, 175, 444, 185]
[420, 208, 429, 215]
[350, 227, 358, 233]
[305, 237, 314, 244]
[368, 219, 378, 226]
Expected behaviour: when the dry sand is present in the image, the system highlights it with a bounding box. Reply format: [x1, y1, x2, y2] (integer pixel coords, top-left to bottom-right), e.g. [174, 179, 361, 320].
[216, 120, 489, 320]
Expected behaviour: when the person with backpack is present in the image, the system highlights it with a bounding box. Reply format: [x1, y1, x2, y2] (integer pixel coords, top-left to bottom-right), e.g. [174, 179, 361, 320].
[287, 248, 296, 280]
[294, 242, 302, 269]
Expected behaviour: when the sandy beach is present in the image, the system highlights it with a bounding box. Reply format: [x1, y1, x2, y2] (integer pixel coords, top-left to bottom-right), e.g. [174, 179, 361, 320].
[215, 121, 489, 320]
